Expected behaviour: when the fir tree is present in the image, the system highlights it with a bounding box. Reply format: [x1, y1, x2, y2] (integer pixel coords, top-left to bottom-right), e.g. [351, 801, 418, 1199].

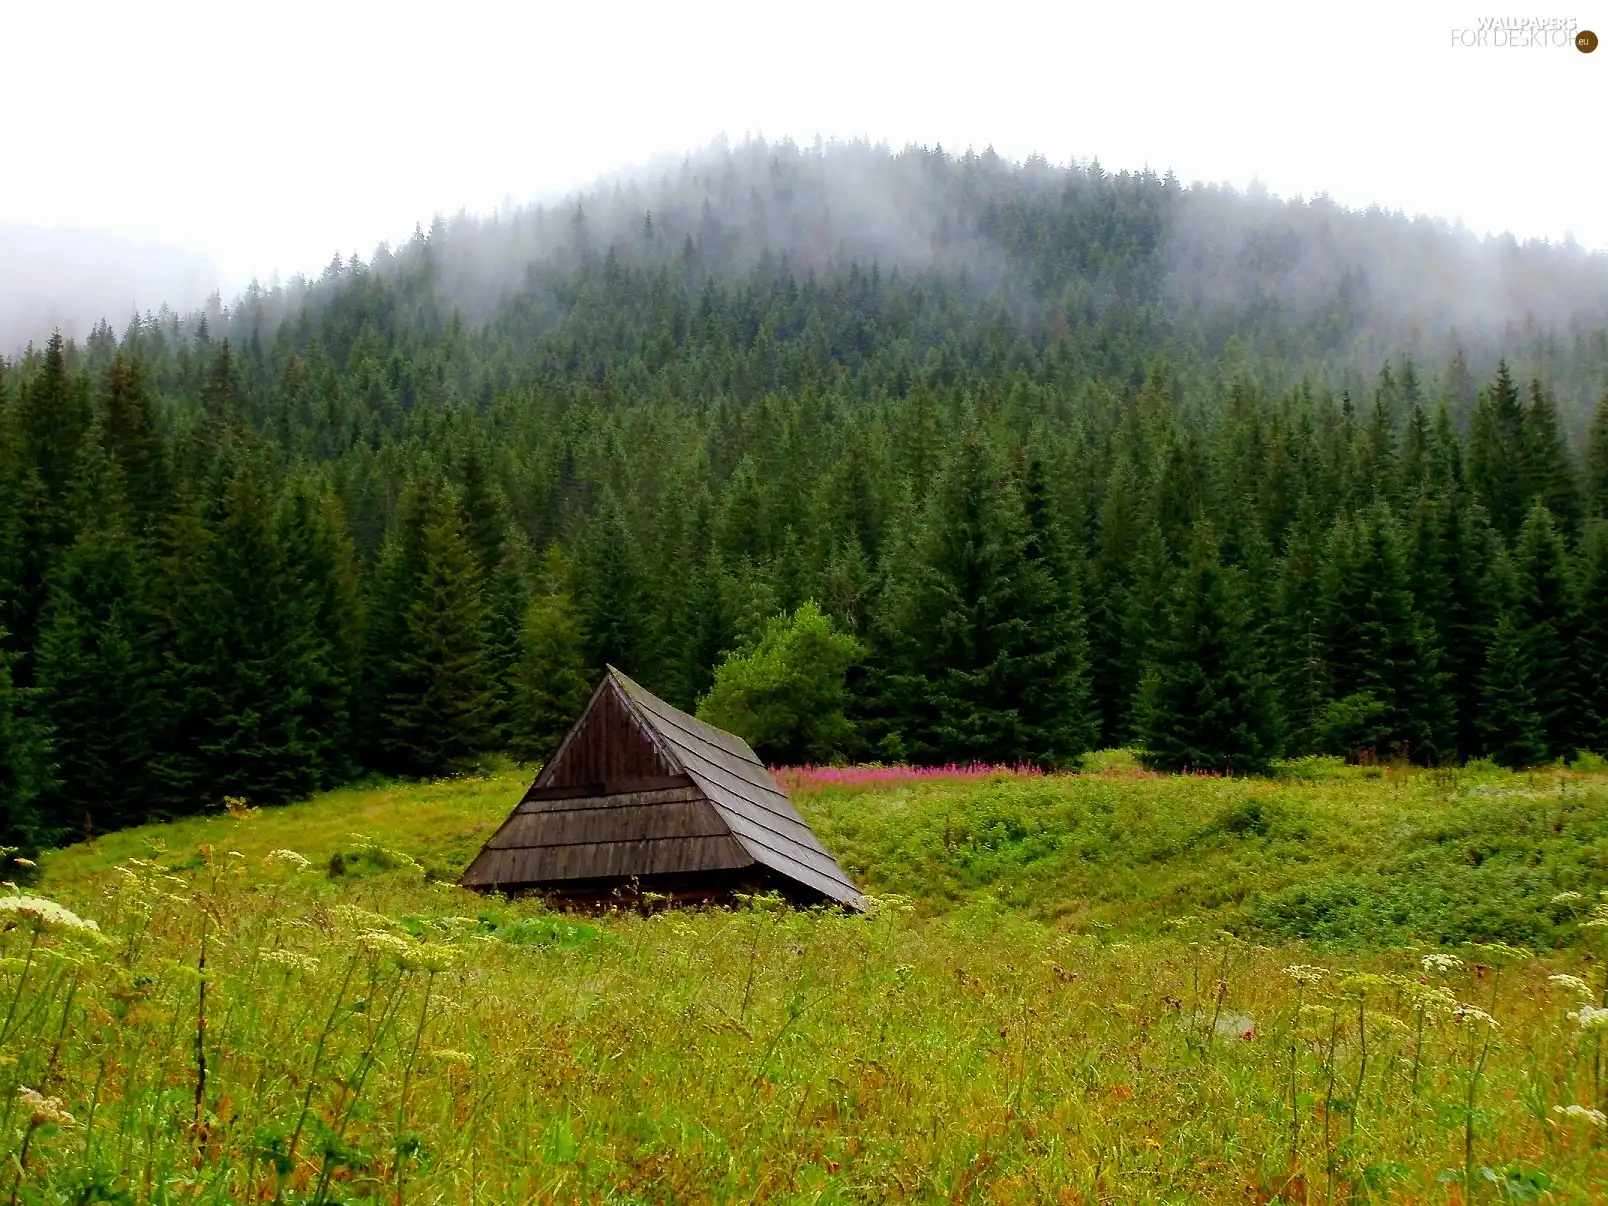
[0, 634, 48, 855]
[1510, 503, 1581, 760]
[154, 455, 324, 809]
[1136, 523, 1279, 774]
[873, 432, 1042, 764]
[103, 353, 169, 533]
[1319, 504, 1444, 762]
[1521, 380, 1580, 533]
[1479, 599, 1547, 769]
[1017, 456, 1097, 766]
[1468, 361, 1527, 542]
[574, 488, 651, 676]
[1588, 394, 1608, 520]
[508, 547, 594, 765]
[1575, 519, 1608, 754]
[277, 476, 364, 788]
[380, 486, 496, 777]
[32, 435, 160, 834]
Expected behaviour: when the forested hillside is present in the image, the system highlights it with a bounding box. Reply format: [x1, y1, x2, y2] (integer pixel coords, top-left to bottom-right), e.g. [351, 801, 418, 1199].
[4, 139, 1608, 852]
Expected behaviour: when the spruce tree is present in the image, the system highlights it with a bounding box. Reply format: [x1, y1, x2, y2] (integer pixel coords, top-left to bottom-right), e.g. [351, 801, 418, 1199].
[18, 331, 90, 513]
[11, 334, 91, 665]
[1479, 589, 1547, 769]
[154, 455, 324, 809]
[1087, 454, 1142, 744]
[277, 476, 364, 788]
[873, 432, 1042, 764]
[359, 479, 435, 766]
[1510, 503, 1581, 760]
[1136, 523, 1279, 774]
[1576, 519, 1608, 754]
[33, 436, 160, 834]
[1467, 361, 1527, 542]
[1521, 380, 1581, 533]
[574, 488, 651, 676]
[1275, 507, 1329, 753]
[459, 435, 528, 735]
[1588, 393, 1608, 520]
[1017, 456, 1097, 766]
[508, 547, 594, 765]
[0, 634, 48, 855]
[1318, 504, 1444, 761]
[1409, 497, 1499, 761]
[380, 486, 496, 777]
[103, 353, 170, 534]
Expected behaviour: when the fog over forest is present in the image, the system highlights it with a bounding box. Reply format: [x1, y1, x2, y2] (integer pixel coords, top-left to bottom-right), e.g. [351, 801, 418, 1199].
[0, 224, 218, 355]
[9, 139, 1608, 420]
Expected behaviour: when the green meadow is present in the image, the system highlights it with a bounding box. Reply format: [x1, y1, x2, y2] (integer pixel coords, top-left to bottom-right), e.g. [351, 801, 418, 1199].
[7, 758, 1608, 1204]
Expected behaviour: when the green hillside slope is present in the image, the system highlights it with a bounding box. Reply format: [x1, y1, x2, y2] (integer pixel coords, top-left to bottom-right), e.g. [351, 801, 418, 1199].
[9, 763, 1608, 1204]
[41, 758, 1608, 947]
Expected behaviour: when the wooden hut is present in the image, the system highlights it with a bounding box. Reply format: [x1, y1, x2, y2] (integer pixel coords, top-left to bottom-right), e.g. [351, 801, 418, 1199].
[460, 667, 866, 909]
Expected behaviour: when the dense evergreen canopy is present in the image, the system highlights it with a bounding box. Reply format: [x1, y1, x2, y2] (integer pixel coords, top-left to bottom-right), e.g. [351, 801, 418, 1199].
[3, 140, 1608, 851]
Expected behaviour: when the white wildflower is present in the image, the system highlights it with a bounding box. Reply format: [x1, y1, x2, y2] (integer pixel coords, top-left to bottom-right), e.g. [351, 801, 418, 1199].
[358, 929, 414, 957]
[1411, 984, 1459, 1015]
[1553, 1104, 1607, 1127]
[264, 849, 312, 874]
[1451, 1003, 1498, 1028]
[331, 904, 394, 930]
[260, 948, 321, 975]
[18, 1087, 75, 1127]
[0, 895, 99, 932]
[1569, 1005, 1608, 1031]
[1284, 964, 1327, 985]
[12, 857, 35, 869]
[406, 943, 459, 972]
[1548, 973, 1594, 998]
[427, 1048, 472, 1066]
[1421, 952, 1465, 974]
[1551, 891, 1584, 904]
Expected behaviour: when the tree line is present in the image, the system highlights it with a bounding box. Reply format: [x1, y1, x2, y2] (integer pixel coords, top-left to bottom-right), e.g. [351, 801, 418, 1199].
[1, 241, 1607, 856]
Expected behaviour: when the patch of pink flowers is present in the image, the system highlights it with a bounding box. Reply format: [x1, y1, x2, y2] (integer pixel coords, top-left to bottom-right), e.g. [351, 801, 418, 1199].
[772, 762, 1045, 792]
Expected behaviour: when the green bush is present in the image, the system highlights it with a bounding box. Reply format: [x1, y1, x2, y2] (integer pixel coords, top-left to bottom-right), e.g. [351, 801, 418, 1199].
[696, 601, 864, 763]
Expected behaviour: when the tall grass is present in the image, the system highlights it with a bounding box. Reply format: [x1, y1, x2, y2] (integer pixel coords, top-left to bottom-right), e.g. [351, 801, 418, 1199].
[5, 763, 1608, 1202]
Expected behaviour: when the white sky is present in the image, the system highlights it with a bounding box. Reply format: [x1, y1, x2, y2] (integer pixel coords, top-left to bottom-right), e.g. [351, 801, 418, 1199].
[3, 0, 1605, 297]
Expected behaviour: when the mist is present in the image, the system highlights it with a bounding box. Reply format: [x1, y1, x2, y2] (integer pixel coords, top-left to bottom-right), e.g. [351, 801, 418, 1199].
[8, 139, 1608, 404]
[0, 225, 220, 356]
[362, 138, 1608, 366]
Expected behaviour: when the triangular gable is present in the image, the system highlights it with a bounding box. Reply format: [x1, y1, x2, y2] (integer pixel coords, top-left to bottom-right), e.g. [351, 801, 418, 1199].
[534, 673, 682, 792]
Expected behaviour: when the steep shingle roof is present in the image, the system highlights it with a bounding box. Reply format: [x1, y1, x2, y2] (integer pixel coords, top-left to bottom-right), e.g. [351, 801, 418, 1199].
[460, 668, 865, 910]
[608, 668, 865, 908]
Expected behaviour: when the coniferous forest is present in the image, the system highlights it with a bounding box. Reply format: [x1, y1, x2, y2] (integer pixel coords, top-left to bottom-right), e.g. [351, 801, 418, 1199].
[4, 140, 1608, 853]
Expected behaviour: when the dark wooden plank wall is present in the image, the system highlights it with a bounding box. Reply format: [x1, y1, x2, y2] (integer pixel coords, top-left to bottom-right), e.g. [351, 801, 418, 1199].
[538, 680, 679, 788]
[491, 788, 719, 849]
[467, 834, 751, 887]
[461, 783, 756, 888]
